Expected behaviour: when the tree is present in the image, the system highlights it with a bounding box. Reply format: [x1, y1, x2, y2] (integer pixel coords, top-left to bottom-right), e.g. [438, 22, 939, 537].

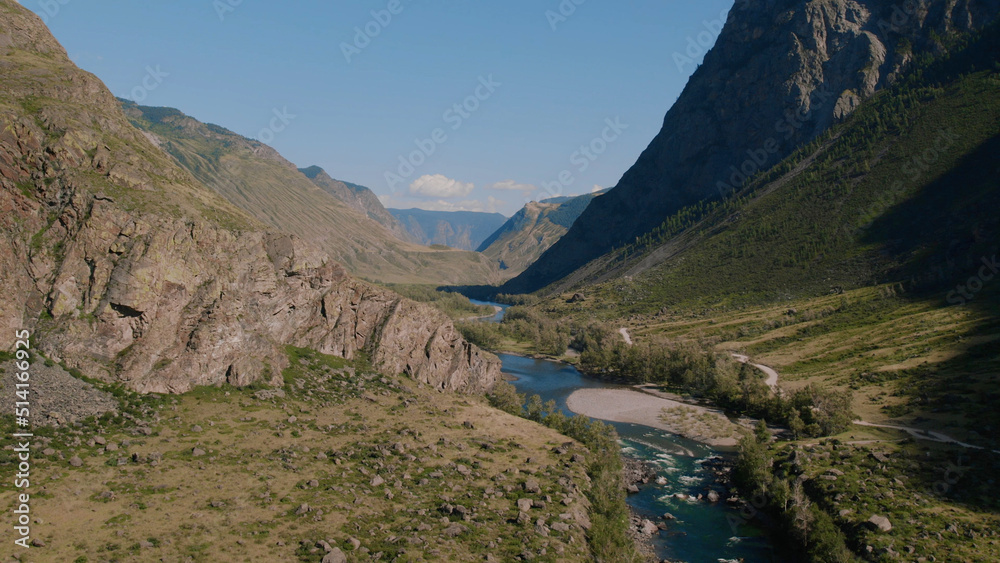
[524, 394, 544, 422]
[488, 381, 524, 416]
[755, 419, 771, 443]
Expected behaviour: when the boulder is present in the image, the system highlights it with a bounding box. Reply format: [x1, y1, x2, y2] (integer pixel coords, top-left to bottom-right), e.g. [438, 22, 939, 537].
[868, 515, 892, 533]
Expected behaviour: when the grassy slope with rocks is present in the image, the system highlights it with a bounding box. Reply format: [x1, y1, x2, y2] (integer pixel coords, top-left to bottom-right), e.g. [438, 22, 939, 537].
[0, 349, 608, 562]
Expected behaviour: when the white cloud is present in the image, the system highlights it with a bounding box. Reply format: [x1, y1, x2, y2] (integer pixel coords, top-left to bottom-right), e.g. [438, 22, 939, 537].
[380, 194, 503, 214]
[486, 179, 537, 196]
[592, 185, 604, 193]
[408, 174, 474, 199]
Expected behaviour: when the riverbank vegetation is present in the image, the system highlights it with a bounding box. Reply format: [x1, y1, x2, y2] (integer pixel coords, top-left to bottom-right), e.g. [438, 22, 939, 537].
[733, 428, 1000, 562]
[459, 311, 853, 438]
[381, 284, 495, 319]
[489, 382, 644, 562]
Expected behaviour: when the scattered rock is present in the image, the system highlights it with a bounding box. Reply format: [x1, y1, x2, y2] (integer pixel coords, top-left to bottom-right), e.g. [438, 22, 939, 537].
[639, 519, 659, 535]
[523, 479, 541, 494]
[868, 515, 892, 533]
[321, 548, 347, 563]
[69, 456, 83, 467]
[517, 498, 534, 512]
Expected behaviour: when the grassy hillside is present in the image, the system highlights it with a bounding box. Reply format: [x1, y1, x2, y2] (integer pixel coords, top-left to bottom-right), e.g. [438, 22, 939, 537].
[122, 103, 500, 286]
[298, 166, 412, 243]
[0, 350, 610, 562]
[478, 191, 607, 277]
[543, 27, 1000, 314]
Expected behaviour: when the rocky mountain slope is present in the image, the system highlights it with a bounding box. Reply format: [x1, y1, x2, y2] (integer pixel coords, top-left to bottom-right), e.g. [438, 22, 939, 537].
[542, 21, 1000, 310]
[298, 165, 413, 242]
[0, 1, 500, 394]
[478, 190, 607, 277]
[121, 102, 500, 286]
[389, 208, 507, 251]
[506, 0, 1000, 294]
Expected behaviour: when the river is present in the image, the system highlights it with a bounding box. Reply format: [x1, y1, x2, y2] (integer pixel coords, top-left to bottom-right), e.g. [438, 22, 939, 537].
[471, 300, 778, 562]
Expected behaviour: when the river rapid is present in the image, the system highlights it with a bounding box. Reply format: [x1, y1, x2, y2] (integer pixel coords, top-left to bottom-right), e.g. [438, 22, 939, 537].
[470, 300, 777, 563]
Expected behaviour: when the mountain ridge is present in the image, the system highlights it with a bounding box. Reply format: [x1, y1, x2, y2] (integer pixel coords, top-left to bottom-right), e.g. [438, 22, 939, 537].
[477, 190, 608, 276]
[505, 0, 1000, 294]
[121, 101, 501, 285]
[298, 165, 413, 242]
[389, 208, 507, 251]
[0, 0, 500, 394]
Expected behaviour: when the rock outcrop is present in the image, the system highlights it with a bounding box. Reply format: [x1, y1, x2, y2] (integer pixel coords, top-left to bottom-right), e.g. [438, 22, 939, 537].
[0, 1, 500, 394]
[506, 0, 1000, 293]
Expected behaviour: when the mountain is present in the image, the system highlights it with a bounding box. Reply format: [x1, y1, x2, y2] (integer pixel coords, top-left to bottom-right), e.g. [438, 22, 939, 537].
[389, 208, 507, 251]
[298, 165, 412, 242]
[505, 0, 1000, 294]
[549, 21, 1000, 311]
[0, 1, 500, 394]
[121, 102, 499, 286]
[477, 190, 608, 276]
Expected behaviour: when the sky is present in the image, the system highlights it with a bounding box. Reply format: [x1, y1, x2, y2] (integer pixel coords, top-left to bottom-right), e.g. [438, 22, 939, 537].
[27, 0, 733, 216]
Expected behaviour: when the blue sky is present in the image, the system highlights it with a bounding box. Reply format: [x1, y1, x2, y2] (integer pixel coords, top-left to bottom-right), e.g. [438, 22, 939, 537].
[28, 0, 733, 216]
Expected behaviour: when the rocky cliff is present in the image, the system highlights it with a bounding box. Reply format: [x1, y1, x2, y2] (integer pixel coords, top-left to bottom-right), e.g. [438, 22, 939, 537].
[506, 0, 1000, 293]
[0, 1, 500, 394]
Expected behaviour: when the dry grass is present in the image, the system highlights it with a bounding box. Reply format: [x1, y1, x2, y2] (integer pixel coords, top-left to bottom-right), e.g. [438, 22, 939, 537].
[3, 356, 594, 562]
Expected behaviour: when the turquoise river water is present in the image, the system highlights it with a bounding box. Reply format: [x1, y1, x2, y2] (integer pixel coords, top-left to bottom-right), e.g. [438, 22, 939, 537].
[469, 300, 779, 562]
